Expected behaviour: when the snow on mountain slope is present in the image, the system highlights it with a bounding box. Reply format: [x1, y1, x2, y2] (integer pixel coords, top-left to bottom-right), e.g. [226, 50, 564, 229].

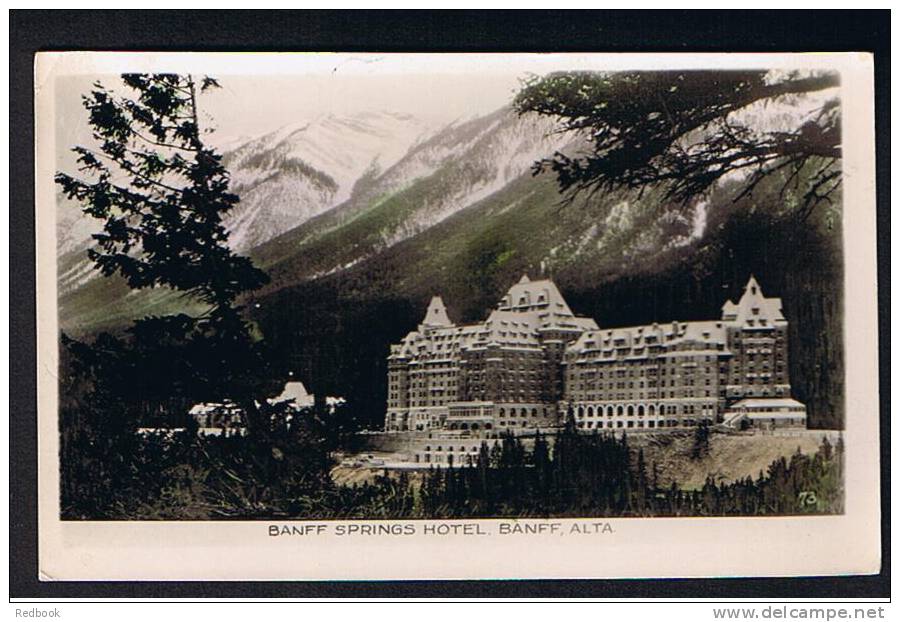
[56, 111, 437, 293]
[221, 111, 435, 250]
[253, 107, 574, 284]
[58, 105, 705, 334]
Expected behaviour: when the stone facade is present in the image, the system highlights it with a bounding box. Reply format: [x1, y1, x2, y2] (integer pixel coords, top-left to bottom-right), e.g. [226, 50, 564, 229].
[384, 275, 805, 436]
[385, 275, 597, 433]
[564, 276, 793, 431]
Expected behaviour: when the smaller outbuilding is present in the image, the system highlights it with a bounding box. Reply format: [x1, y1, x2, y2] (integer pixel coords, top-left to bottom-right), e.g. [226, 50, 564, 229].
[270, 381, 346, 413]
[185, 382, 347, 436]
[723, 398, 807, 430]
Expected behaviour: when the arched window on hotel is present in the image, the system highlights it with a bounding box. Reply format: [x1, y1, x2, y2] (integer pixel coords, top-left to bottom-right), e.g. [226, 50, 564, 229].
[472, 423, 480, 431]
[617, 405, 624, 416]
[648, 404, 656, 416]
[586, 406, 594, 418]
[485, 423, 493, 430]
[627, 405, 634, 417]
[577, 406, 584, 418]
[499, 408, 505, 417]
[607, 406, 614, 417]
[638, 405, 645, 417]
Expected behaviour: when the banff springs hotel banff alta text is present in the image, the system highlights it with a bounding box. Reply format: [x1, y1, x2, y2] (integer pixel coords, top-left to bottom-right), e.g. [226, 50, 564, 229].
[383, 275, 809, 467]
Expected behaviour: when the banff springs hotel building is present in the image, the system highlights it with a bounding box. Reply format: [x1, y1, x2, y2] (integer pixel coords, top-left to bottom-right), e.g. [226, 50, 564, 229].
[383, 275, 808, 465]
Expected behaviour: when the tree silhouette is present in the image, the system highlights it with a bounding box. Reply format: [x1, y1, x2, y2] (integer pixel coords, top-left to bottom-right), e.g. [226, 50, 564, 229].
[56, 74, 267, 305]
[56, 74, 273, 433]
[691, 420, 711, 460]
[513, 70, 840, 219]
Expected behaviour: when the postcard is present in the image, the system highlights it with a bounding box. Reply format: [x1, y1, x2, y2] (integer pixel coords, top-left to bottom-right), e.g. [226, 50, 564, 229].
[35, 51, 880, 580]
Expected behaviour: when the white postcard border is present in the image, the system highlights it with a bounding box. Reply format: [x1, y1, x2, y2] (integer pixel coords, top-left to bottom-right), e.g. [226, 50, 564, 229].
[34, 52, 881, 581]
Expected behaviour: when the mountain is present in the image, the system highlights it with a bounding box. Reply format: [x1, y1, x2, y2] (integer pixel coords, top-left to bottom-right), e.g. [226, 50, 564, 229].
[220, 110, 436, 251]
[55, 106, 717, 336]
[58, 107, 585, 329]
[55, 110, 437, 296]
[251, 107, 582, 287]
[57, 106, 843, 430]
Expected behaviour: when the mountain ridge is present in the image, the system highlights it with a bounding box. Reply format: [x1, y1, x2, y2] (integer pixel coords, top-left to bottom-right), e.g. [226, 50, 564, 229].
[55, 105, 703, 334]
[55, 110, 441, 295]
[54, 106, 844, 430]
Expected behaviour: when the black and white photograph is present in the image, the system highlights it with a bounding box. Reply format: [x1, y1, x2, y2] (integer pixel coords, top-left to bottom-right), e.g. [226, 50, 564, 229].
[31, 50, 881, 582]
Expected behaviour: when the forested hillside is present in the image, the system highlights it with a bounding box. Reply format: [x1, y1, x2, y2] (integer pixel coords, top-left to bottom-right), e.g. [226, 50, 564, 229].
[59, 106, 844, 429]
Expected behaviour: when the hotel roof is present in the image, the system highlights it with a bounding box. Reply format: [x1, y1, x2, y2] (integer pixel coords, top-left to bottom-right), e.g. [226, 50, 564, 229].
[389, 275, 597, 358]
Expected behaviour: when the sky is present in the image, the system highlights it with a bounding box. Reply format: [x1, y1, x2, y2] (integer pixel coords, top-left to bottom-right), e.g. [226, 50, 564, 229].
[49, 52, 843, 170]
[52, 54, 609, 154]
[200, 73, 528, 143]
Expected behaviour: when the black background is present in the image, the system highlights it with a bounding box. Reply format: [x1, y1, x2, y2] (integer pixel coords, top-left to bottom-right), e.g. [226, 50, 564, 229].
[9, 9, 890, 599]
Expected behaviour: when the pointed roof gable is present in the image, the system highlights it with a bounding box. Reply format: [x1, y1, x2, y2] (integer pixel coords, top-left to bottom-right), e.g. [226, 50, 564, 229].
[732, 275, 785, 325]
[745, 274, 762, 297]
[421, 296, 453, 328]
[721, 299, 738, 321]
[490, 276, 597, 335]
[498, 277, 573, 314]
[273, 381, 315, 408]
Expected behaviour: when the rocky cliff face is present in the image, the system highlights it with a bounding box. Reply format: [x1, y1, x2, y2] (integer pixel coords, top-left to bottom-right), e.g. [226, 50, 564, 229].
[55, 110, 436, 294]
[58, 105, 703, 330]
[251, 108, 582, 286]
[56, 104, 842, 429]
[220, 110, 436, 251]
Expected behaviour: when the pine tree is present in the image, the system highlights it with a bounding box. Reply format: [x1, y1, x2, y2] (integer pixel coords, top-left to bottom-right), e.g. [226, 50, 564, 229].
[531, 430, 551, 510]
[691, 421, 711, 460]
[820, 435, 834, 461]
[513, 70, 840, 219]
[56, 74, 273, 434]
[635, 447, 648, 513]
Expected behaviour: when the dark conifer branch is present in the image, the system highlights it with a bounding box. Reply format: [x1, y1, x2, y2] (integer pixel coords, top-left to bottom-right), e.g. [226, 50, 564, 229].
[513, 70, 841, 216]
